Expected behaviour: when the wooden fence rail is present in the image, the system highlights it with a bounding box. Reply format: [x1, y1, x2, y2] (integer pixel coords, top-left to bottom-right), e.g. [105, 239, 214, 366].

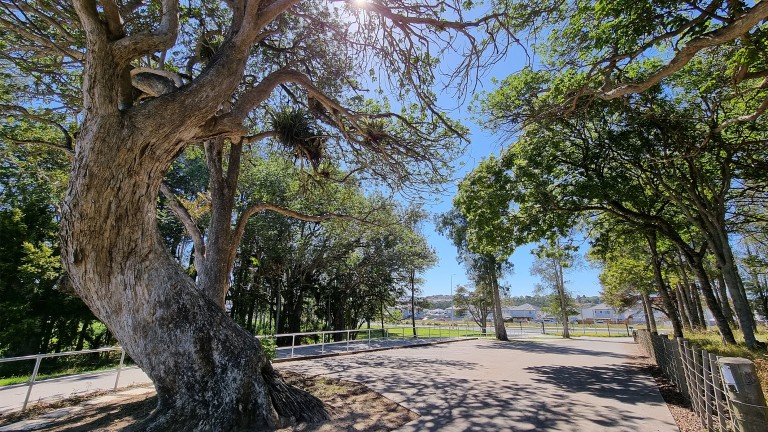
[635, 329, 767, 431]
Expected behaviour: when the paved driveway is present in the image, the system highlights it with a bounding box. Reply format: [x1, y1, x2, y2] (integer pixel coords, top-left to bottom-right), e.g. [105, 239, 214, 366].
[277, 337, 679, 431]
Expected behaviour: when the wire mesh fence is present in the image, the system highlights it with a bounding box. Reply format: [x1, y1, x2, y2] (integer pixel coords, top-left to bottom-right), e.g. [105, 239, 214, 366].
[635, 329, 767, 431]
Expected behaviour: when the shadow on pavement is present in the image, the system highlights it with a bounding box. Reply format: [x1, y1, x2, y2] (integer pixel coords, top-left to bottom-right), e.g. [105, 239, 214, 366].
[525, 363, 662, 405]
[280, 341, 669, 431]
[473, 339, 630, 359]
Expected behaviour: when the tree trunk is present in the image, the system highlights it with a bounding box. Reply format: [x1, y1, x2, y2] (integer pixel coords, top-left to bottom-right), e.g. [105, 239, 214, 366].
[716, 273, 736, 328]
[556, 257, 570, 339]
[679, 282, 699, 329]
[673, 243, 734, 343]
[675, 281, 697, 330]
[75, 320, 91, 351]
[488, 257, 508, 341]
[691, 283, 707, 329]
[714, 243, 758, 346]
[410, 269, 417, 337]
[641, 290, 657, 333]
[690, 263, 736, 344]
[676, 256, 701, 329]
[646, 232, 683, 338]
[60, 118, 325, 430]
[194, 140, 242, 308]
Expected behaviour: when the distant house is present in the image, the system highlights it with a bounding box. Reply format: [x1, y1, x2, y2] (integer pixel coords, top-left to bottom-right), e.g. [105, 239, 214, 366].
[572, 303, 672, 325]
[590, 303, 614, 322]
[401, 306, 426, 320]
[424, 308, 449, 320]
[506, 304, 541, 322]
[573, 304, 621, 323]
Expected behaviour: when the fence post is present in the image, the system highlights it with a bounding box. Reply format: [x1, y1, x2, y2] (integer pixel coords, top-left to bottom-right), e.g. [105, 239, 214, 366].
[675, 337, 689, 400]
[709, 353, 728, 431]
[321, 331, 325, 353]
[692, 345, 704, 424]
[21, 354, 43, 412]
[22, 354, 43, 412]
[685, 340, 700, 418]
[291, 334, 296, 358]
[717, 357, 768, 432]
[702, 349, 713, 430]
[113, 350, 126, 391]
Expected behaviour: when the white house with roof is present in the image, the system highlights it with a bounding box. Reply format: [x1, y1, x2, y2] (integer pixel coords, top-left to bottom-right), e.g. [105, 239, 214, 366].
[572, 303, 673, 325]
[505, 304, 541, 322]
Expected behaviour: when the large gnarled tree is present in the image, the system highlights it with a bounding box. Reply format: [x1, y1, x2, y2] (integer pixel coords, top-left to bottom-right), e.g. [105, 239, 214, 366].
[1, 0, 512, 428]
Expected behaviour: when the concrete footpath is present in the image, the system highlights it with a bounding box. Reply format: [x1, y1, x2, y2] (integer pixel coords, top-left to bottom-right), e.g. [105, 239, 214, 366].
[0, 367, 151, 415]
[277, 337, 679, 431]
[0, 337, 678, 431]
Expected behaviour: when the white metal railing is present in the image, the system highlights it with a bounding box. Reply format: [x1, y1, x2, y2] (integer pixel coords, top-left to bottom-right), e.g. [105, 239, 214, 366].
[0, 346, 125, 411]
[256, 324, 491, 359]
[255, 323, 634, 360]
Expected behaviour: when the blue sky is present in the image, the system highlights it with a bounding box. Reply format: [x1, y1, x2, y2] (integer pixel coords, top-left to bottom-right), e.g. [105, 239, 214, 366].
[412, 43, 604, 299]
[416, 134, 604, 298]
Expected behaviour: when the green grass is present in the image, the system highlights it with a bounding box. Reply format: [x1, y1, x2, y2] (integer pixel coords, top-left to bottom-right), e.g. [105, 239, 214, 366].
[682, 327, 768, 400]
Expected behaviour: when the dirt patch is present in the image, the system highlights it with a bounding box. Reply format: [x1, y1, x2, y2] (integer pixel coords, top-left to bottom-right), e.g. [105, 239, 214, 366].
[0, 372, 417, 431]
[278, 371, 418, 431]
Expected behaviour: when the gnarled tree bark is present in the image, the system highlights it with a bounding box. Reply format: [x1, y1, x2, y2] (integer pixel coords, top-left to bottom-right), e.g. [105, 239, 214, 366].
[60, 0, 328, 427]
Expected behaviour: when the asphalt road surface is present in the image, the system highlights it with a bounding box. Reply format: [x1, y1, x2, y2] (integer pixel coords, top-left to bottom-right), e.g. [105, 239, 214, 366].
[1, 336, 678, 431]
[277, 337, 678, 431]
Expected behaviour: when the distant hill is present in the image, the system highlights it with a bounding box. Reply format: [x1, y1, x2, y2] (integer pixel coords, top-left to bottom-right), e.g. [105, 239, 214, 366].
[505, 295, 602, 308]
[423, 295, 452, 309]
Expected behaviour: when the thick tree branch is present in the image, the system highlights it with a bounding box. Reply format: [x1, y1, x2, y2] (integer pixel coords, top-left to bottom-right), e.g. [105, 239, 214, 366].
[230, 203, 377, 265]
[112, 0, 179, 66]
[596, 0, 721, 73]
[248, 0, 302, 35]
[715, 78, 768, 131]
[130, 67, 185, 87]
[208, 69, 364, 140]
[0, 104, 74, 151]
[231, 69, 324, 121]
[159, 183, 206, 261]
[72, 0, 105, 45]
[243, 131, 278, 144]
[102, 0, 124, 39]
[0, 136, 75, 157]
[599, 1, 768, 99]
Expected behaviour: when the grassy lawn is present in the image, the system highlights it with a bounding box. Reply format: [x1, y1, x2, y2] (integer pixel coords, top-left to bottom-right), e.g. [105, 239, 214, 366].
[682, 328, 768, 400]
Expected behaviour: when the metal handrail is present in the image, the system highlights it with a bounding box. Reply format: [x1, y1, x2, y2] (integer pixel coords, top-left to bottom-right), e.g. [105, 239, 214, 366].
[0, 346, 122, 363]
[255, 324, 491, 358]
[0, 346, 125, 411]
